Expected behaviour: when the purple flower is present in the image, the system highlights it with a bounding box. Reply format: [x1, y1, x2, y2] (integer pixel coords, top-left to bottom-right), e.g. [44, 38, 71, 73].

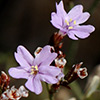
[8, 45, 63, 94]
[51, 1, 95, 40]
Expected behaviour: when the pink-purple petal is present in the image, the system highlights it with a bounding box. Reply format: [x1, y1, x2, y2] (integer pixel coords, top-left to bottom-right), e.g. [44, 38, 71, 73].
[39, 65, 61, 76]
[14, 52, 30, 67]
[68, 5, 83, 20]
[34, 45, 57, 66]
[74, 25, 95, 33]
[76, 12, 90, 24]
[68, 31, 78, 40]
[71, 30, 90, 39]
[56, 1, 67, 17]
[8, 67, 29, 79]
[57, 73, 64, 80]
[68, 25, 95, 39]
[40, 53, 57, 66]
[51, 1, 69, 30]
[17, 45, 34, 65]
[40, 74, 58, 84]
[25, 75, 42, 95]
[51, 13, 63, 29]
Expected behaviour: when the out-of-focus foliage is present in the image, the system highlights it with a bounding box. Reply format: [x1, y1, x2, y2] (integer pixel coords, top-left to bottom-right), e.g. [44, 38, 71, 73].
[84, 75, 100, 100]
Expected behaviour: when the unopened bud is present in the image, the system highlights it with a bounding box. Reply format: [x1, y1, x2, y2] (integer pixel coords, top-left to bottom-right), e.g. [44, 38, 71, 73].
[18, 85, 29, 97]
[55, 57, 67, 68]
[77, 67, 88, 79]
[34, 47, 42, 56]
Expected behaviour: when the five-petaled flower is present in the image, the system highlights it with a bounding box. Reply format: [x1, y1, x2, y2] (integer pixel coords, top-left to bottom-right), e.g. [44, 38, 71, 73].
[51, 0, 95, 40]
[8, 45, 63, 94]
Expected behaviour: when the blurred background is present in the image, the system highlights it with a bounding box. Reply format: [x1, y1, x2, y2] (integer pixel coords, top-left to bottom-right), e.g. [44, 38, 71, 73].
[0, 0, 100, 100]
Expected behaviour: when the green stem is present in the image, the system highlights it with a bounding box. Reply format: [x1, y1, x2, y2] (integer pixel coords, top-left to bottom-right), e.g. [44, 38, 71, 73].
[70, 81, 84, 100]
[46, 83, 53, 100]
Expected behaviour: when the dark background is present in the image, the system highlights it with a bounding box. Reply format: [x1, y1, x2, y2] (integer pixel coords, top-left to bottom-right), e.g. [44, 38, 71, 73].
[0, 0, 100, 100]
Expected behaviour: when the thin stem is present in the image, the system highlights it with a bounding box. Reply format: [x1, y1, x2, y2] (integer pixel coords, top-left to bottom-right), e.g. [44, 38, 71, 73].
[46, 83, 53, 100]
[70, 81, 84, 100]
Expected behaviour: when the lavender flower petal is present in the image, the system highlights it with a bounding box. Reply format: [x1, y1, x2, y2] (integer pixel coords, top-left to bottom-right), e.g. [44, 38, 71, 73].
[57, 72, 64, 80]
[68, 31, 78, 40]
[51, 1, 68, 29]
[56, 1, 67, 17]
[39, 65, 62, 76]
[17, 45, 34, 65]
[34, 45, 57, 66]
[51, 13, 63, 29]
[40, 53, 57, 66]
[8, 67, 29, 79]
[68, 5, 83, 20]
[40, 74, 58, 84]
[75, 12, 90, 24]
[69, 30, 90, 39]
[74, 25, 95, 33]
[25, 75, 42, 95]
[14, 52, 30, 67]
[15, 45, 34, 67]
[69, 25, 95, 39]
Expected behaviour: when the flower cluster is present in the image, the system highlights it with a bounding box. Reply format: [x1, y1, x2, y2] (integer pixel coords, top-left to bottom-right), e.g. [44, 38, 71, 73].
[8, 45, 63, 94]
[51, 1, 95, 40]
[1, 86, 28, 100]
[0, 71, 28, 100]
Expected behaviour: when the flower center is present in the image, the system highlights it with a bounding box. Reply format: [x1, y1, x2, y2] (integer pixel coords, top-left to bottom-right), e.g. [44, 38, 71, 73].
[65, 18, 76, 30]
[30, 65, 38, 75]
